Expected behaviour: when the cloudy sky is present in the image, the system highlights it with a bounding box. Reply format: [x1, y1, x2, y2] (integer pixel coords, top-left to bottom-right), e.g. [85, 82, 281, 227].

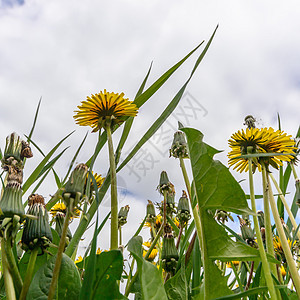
[0, 0, 299, 252]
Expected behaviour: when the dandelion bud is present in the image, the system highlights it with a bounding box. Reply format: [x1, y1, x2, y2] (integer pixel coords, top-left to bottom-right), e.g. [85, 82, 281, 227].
[146, 200, 156, 223]
[169, 131, 189, 159]
[162, 232, 179, 275]
[177, 191, 191, 225]
[64, 163, 88, 206]
[257, 211, 265, 228]
[2, 133, 23, 170]
[54, 212, 73, 244]
[157, 171, 175, 195]
[21, 194, 52, 251]
[215, 210, 233, 223]
[166, 193, 176, 216]
[118, 205, 130, 227]
[0, 181, 24, 218]
[238, 216, 254, 241]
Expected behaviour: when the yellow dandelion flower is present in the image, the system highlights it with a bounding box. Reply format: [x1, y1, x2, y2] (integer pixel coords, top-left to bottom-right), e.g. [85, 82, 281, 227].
[173, 217, 180, 228]
[96, 248, 102, 255]
[86, 172, 105, 191]
[50, 202, 80, 219]
[280, 265, 287, 277]
[75, 255, 83, 264]
[226, 261, 240, 268]
[74, 90, 138, 132]
[143, 241, 158, 261]
[228, 127, 296, 173]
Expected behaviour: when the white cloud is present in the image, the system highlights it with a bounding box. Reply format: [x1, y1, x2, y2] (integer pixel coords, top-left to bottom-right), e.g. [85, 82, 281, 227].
[0, 0, 299, 254]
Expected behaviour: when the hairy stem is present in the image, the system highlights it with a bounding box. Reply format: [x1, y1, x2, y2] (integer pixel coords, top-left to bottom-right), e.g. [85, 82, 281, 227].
[1, 239, 16, 300]
[106, 124, 118, 250]
[248, 160, 278, 299]
[19, 247, 39, 300]
[47, 197, 73, 300]
[267, 172, 300, 295]
[269, 172, 300, 240]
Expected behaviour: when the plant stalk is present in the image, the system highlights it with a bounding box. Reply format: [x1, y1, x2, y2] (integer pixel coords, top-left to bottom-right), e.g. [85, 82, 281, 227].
[266, 172, 300, 295]
[248, 159, 278, 299]
[4, 237, 23, 294]
[47, 197, 73, 300]
[261, 165, 278, 279]
[106, 123, 118, 250]
[269, 173, 300, 240]
[1, 238, 16, 300]
[179, 157, 202, 250]
[19, 247, 39, 300]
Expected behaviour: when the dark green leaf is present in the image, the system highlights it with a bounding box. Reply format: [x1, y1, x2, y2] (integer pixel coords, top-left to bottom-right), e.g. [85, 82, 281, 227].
[128, 236, 168, 300]
[27, 253, 81, 300]
[90, 251, 126, 300]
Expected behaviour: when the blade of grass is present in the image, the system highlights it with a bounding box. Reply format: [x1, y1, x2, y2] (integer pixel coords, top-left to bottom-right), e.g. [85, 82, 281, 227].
[62, 132, 88, 184]
[117, 25, 218, 173]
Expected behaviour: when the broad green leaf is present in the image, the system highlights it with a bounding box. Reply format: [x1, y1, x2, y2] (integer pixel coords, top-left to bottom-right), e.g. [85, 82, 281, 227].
[203, 211, 278, 263]
[89, 251, 125, 300]
[182, 127, 252, 215]
[128, 236, 168, 300]
[27, 253, 81, 300]
[22, 132, 73, 195]
[182, 127, 278, 299]
[165, 259, 188, 300]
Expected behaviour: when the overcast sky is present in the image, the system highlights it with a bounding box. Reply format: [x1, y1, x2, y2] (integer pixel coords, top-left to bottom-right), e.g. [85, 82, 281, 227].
[0, 0, 299, 252]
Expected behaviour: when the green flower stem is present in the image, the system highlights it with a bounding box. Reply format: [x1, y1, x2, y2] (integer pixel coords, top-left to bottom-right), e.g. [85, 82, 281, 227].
[19, 247, 39, 300]
[248, 159, 278, 300]
[269, 173, 300, 240]
[291, 163, 299, 180]
[47, 197, 73, 300]
[4, 237, 23, 294]
[230, 261, 244, 292]
[151, 224, 162, 253]
[179, 157, 202, 250]
[119, 227, 122, 247]
[106, 123, 118, 250]
[163, 190, 167, 227]
[266, 173, 300, 295]
[1, 239, 16, 300]
[261, 165, 278, 279]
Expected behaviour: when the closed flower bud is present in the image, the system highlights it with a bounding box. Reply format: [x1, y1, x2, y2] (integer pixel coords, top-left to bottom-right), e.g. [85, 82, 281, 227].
[238, 216, 254, 241]
[118, 205, 130, 227]
[1, 133, 24, 170]
[63, 163, 88, 206]
[169, 131, 189, 159]
[257, 211, 265, 228]
[21, 194, 52, 250]
[157, 171, 175, 195]
[0, 181, 24, 218]
[166, 193, 176, 216]
[146, 200, 156, 223]
[162, 233, 179, 275]
[177, 191, 191, 225]
[54, 212, 73, 243]
[215, 210, 233, 223]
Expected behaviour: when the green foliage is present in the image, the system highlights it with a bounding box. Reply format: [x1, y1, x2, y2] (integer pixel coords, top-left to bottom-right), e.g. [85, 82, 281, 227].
[26, 254, 81, 300]
[128, 236, 168, 300]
